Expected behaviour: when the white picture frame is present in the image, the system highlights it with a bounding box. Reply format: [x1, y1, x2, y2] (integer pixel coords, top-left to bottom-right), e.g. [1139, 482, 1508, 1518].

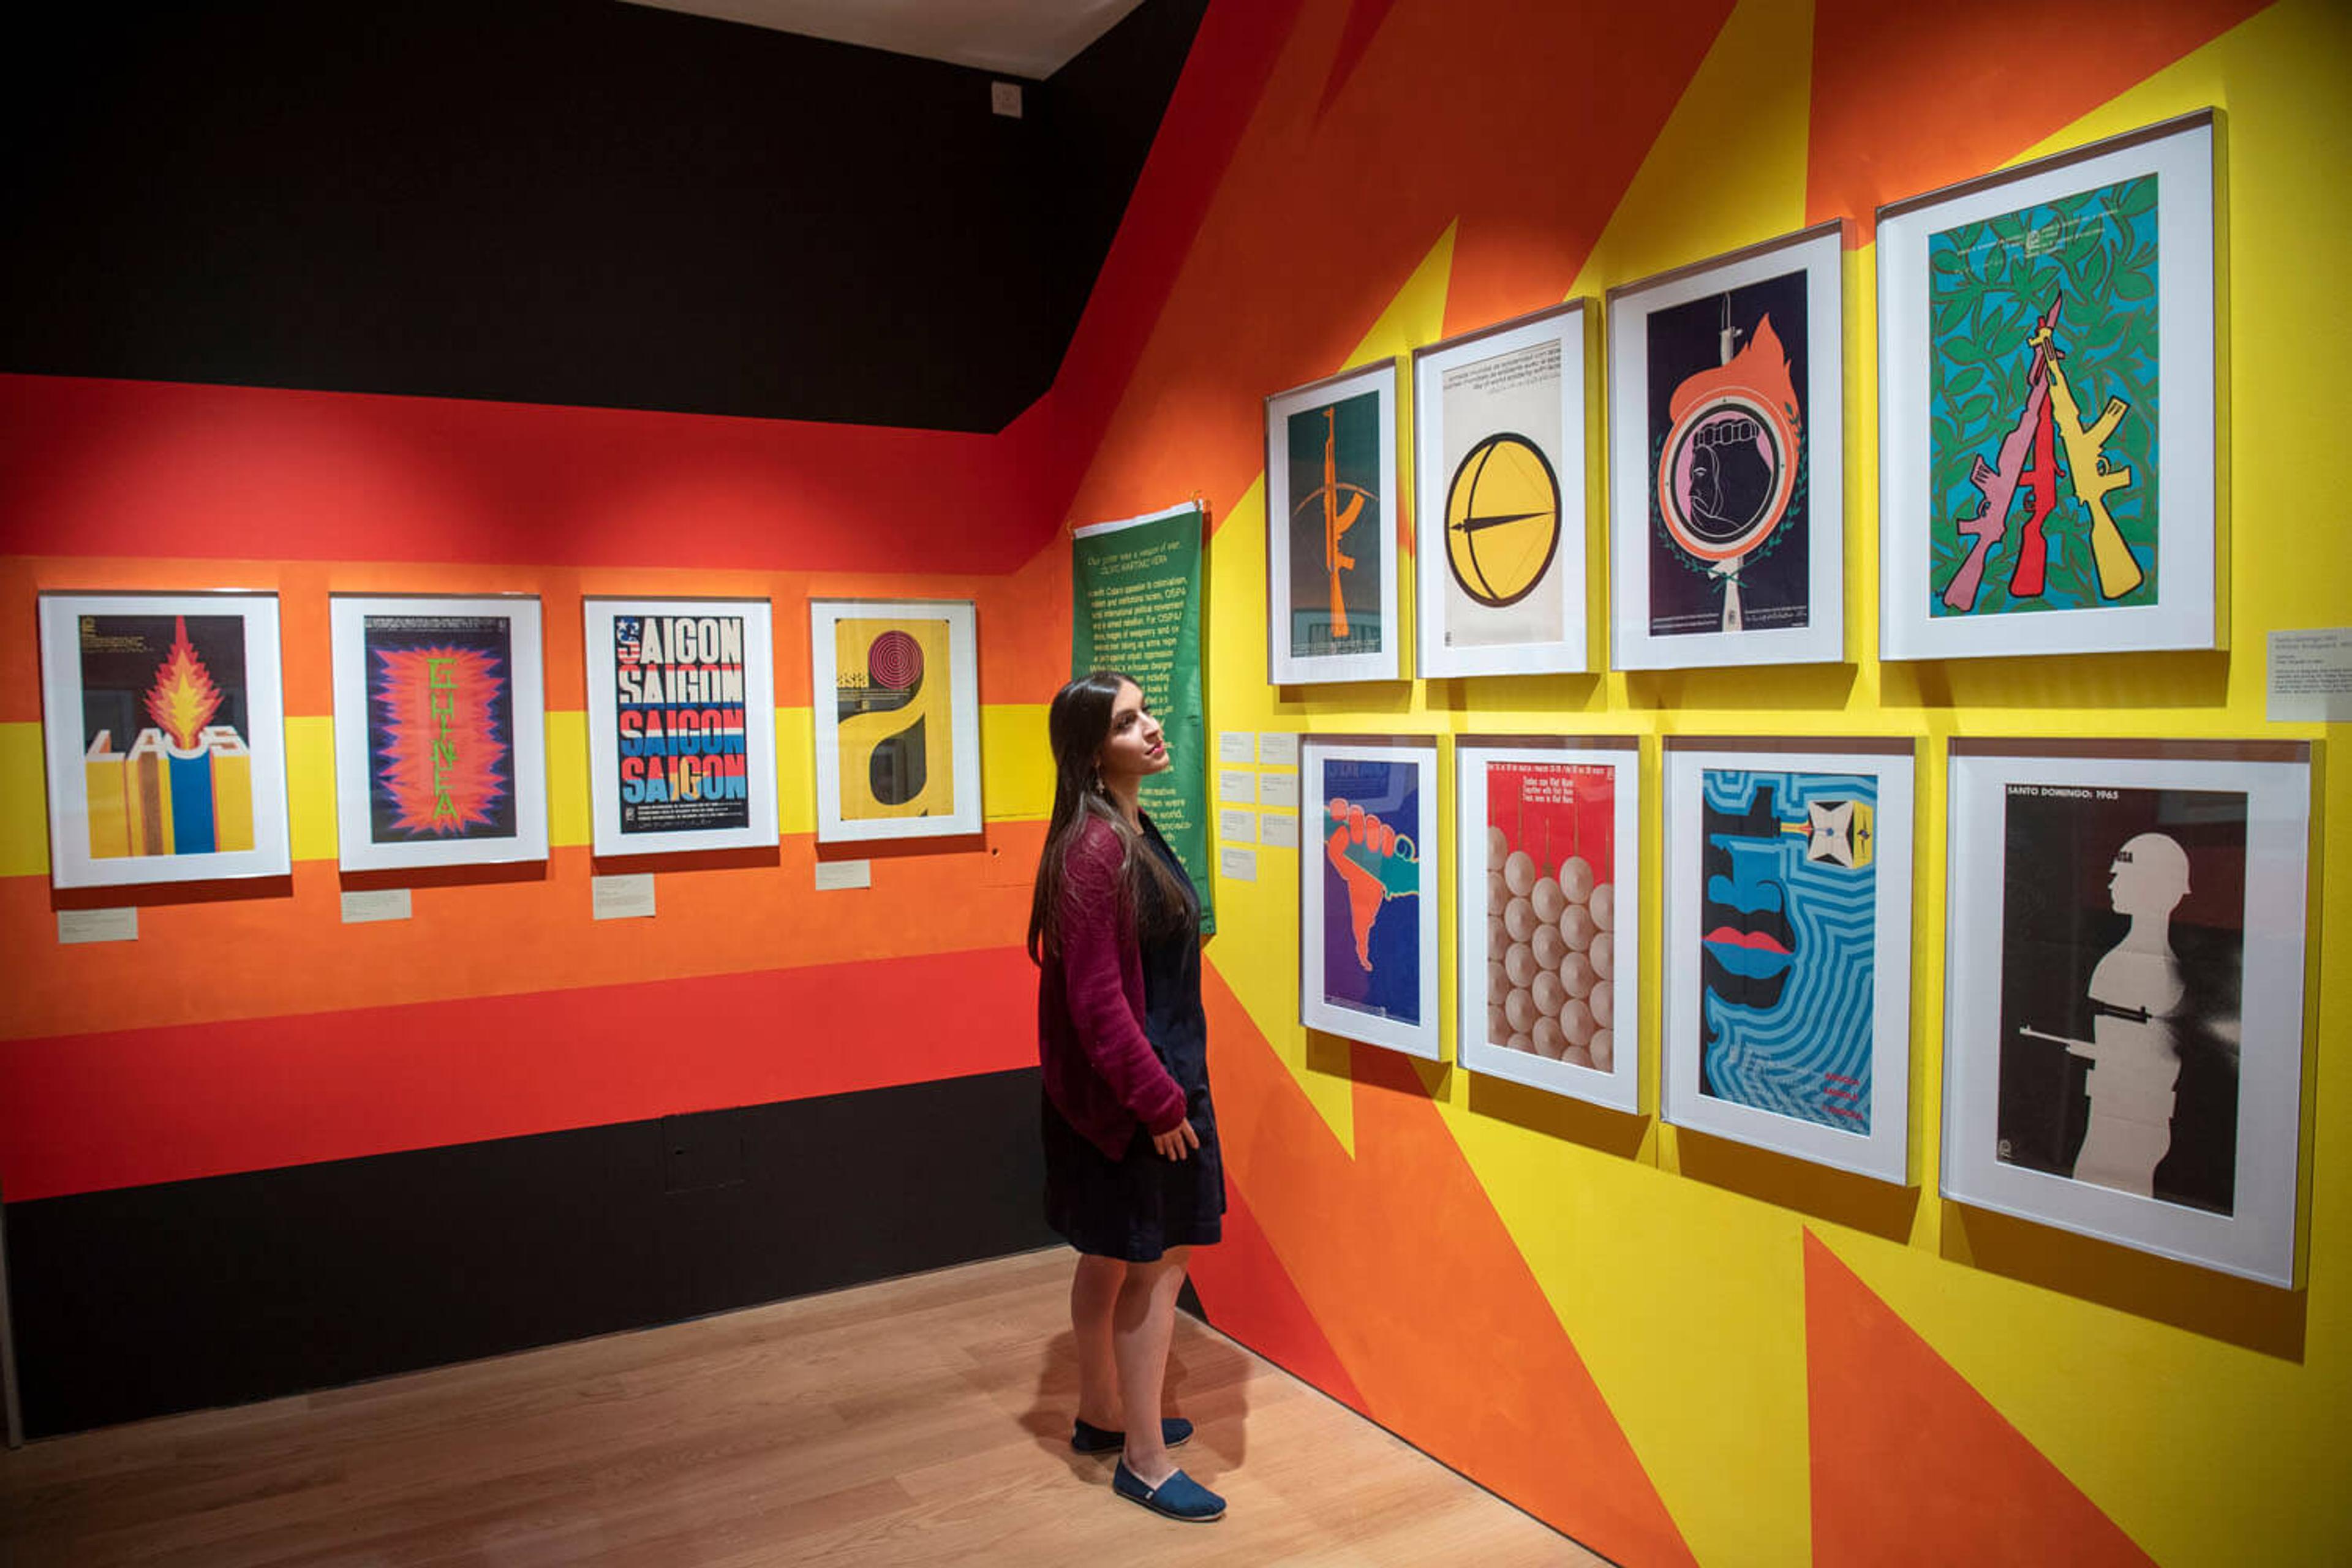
[328, 595, 548, 873]
[1941, 739, 2310, 1286]
[584, 597, 777, 858]
[37, 590, 292, 889]
[1455, 734, 1640, 1111]
[1661, 737, 1915, 1182]
[1878, 111, 2218, 662]
[1607, 221, 1847, 671]
[1266, 360, 1402, 685]
[1300, 733, 1440, 1059]
[1413, 301, 1591, 678]
[810, 598, 981, 844]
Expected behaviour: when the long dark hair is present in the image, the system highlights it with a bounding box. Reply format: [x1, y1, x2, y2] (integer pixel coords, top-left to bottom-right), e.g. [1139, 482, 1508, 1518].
[1026, 670, 1197, 965]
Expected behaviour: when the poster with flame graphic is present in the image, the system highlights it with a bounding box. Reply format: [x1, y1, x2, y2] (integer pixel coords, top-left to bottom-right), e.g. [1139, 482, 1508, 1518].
[38, 592, 290, 889]
[1607, 222, 1847, 672]
[329, 596, 548, 872]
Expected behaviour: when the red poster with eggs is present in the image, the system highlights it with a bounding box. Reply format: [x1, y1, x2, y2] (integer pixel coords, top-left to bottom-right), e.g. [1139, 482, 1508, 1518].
[1483, 761, 1619, 1071]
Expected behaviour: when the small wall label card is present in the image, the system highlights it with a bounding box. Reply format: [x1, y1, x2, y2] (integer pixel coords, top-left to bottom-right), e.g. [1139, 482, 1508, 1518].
[38, 592, 292, 889]
[340, 888, 413, 924]
[1300, 734, 1441, 1060]
[330, 595, 549, 873]
[58, 907, 137, 944]
[1942, 739, 2312, 1286]
[1219, 807, 1257, 843]
[1607, 222, 1847, 671]
[1878, 111, 2218, 661]
[810, 598, 981, 843]
[586, 598, 778, 857]
[1661, 737, 1917, 1183]
[2267, 628, 2352, 723]
[1218, 769, 1257, 804]
[1266, 360, 1401, 685]
[1219, 731, 1256, 763]
[1259, 731, 1300, 766]
[591, 872, 657, 920]
[1413, 301, 1591, 679]
[1455, 735, 1641, 1112]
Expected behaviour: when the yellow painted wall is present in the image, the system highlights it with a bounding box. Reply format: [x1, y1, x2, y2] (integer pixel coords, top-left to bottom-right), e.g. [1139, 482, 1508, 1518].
[1182, 1, 2350, 1561]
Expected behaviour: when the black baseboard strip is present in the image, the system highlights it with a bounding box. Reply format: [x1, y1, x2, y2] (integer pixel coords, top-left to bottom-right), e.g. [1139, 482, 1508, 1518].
[4, 1068, 1057, 1438]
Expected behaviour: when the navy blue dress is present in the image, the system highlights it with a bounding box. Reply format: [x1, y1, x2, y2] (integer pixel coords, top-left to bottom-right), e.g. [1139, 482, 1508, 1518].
[1042, 814, 1226, 1262]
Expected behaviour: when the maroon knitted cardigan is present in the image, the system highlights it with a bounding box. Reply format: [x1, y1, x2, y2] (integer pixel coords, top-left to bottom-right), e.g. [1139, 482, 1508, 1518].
[1036, 815, 1188, 1159]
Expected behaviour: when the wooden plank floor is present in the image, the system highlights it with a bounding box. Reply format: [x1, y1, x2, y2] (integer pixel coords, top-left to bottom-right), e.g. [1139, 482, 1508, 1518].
[1, 1248, 1601, 1566]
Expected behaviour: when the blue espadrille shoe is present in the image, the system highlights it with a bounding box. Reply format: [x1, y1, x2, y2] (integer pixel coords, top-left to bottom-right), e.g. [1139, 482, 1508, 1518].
[1071, 1415, 1194, 1455]
[1112, 1460, 1226, 1522]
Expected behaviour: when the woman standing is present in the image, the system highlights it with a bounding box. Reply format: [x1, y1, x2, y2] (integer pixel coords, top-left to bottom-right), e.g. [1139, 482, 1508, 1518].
[1028, 671, 1226, 1524]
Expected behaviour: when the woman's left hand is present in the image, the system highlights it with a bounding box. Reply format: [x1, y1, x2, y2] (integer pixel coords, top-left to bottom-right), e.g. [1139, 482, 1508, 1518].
[1152, 1119, 1200, 1161]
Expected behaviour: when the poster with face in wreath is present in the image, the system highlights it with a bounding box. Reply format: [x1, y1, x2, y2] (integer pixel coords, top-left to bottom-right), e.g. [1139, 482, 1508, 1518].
[584, 598, 777, 858]
[1607, 222, 1846, 671]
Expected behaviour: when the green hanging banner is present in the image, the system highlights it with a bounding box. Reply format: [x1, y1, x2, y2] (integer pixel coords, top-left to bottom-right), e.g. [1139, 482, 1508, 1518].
[1071, 501, 1213, 933]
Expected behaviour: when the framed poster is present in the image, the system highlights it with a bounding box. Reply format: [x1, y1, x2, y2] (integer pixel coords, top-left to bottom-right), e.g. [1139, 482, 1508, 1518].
[584, 598, 776, 858]
[1879, 111, 2217, 661]
[1265, 360, 1401, 684]
[1607, 221, 1847, 670]
[37, 591, 291, 889]
[1300, 734, 1439, 1059]
[1455, 735, 1639, 1110]
[328, 595, 547, 872]
[1942, 739, 2311, 1286]
[810, 598, 981, 843]
[1412, 302, 1589, 678]
[1661, 738, 1915, 1182]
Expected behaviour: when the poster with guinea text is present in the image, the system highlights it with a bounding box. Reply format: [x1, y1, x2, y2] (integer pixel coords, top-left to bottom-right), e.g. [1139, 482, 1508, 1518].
[810, 598, 981, 843]
[38, 592, 291, 889]
[584, 598, 775, 858]
[1300, 736, 1439, 1059]
[331, 596, 548, 872]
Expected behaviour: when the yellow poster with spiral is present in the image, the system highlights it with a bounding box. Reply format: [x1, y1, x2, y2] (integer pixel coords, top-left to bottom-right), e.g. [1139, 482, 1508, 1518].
[834, 616, 956, 821]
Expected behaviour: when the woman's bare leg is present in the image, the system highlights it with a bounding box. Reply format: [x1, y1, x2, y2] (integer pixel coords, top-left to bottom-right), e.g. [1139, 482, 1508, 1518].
[1071, 1253, 1126, 1430]
[1112, 1245, 1191, 1484]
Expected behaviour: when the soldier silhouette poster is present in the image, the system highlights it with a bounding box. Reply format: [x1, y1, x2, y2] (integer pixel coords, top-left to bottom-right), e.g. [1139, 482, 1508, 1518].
[1412, 303, 1589, 679]
[1879, 112, 2216, 660]
[1265, 361, 1400, 685]
[38, 591, 292, 889]
[1300, 734, 1438, 1058]
[1608, 223, 1845, 671]
[809, 598, 981, 844]
[1943, 742, 2311, 1286]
